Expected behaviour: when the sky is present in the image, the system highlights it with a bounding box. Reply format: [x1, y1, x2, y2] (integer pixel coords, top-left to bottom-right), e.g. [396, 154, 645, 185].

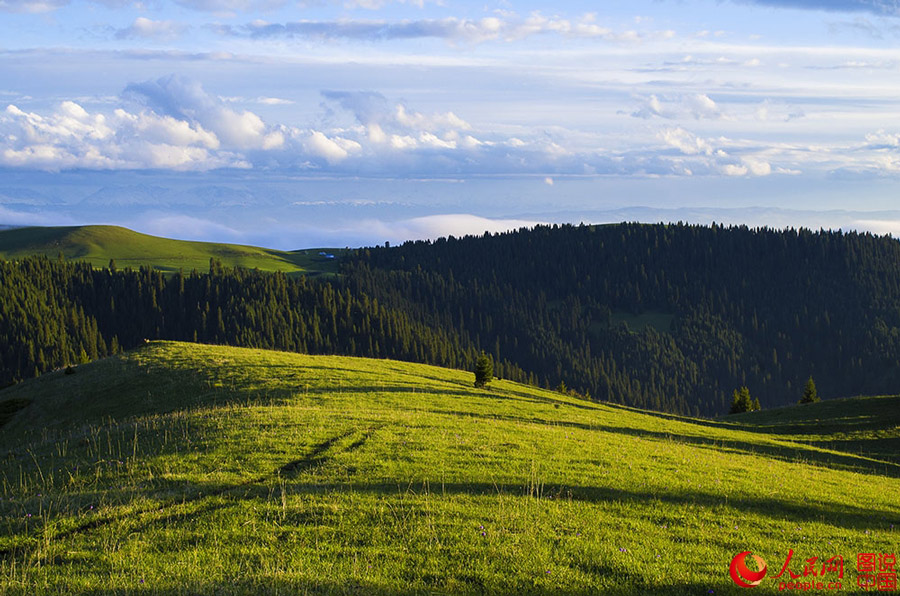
[2, 0, 900, 247]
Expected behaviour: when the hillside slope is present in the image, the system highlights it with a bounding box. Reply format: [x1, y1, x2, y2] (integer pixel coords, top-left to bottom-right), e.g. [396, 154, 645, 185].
[0, 342, 897, 594]
[349, 222, 900, 413]
[0, 225, 343, 276]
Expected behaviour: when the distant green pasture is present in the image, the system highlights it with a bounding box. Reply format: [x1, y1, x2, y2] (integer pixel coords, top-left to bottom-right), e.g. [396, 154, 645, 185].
[0, 225, 346, 276]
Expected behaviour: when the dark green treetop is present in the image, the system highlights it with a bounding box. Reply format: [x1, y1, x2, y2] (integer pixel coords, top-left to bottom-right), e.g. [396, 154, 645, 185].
[729, 386, 759, 414]
[799, 376, 819, 404]
[474, 352, 493, 388]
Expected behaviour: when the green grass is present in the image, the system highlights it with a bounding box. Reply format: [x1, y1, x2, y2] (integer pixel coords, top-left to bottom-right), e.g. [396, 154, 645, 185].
[0, 342, 897, 594]
[0, 225, 345, 276]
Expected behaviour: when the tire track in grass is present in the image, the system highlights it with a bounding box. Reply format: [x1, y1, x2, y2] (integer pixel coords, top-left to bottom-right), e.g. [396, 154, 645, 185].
[0, 424, 383, 559]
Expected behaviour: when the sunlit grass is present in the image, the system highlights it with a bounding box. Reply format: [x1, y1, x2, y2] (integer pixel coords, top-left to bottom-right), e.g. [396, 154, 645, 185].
[0, 225, 345, 276]
[0, 342, 897, 594]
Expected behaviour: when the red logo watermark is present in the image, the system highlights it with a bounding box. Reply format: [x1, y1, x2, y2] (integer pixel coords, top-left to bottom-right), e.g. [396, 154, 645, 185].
[729, 549, 897, 591]
[730, 551, 767, 588]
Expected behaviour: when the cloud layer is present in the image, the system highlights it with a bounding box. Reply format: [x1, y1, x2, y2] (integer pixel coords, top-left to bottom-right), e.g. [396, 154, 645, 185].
[5, 72, 900, 182]
[217, 13, 652, 45]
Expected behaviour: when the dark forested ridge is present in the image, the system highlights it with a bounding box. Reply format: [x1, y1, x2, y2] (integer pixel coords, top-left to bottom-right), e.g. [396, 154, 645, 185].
[348, 222, 900, 414]
[3, 222, 900, 416]
[0, 257, 498, 393]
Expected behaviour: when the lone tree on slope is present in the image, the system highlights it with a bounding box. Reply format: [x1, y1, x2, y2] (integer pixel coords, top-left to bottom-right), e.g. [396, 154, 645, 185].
[729, 386, 759, 414]
[799, 376, 819, 404]
[474, 352, 493, 389]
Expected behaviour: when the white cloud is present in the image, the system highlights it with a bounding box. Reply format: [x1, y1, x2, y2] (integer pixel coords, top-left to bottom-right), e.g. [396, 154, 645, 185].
[115, 17, 187, 41]
[633, 94, 724, 121]
[395, 104, 470, 131]
[113, 109, 220, 149]
[257, 96, 294, 105]
[865, 130, 900, 147]
[0, 0, 67, 13]
[0, 90, 263, 171]
[225, 13, 658, 46]
[172, 0, 287, 14]
[303, 130, 360, 163]
[417, 132, 456, 149]
[124, 75, 284, 150]
[742, 157, 772, 176]
[721, 163, 749, 176]
[660, 127, 714, 155]
[390, 134, 417, 150]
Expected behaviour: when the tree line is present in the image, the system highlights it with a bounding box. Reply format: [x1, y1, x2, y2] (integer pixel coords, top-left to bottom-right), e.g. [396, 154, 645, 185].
[348, 222, 900, 414]
[0, 257, 521, 391]
[4, 222, 900, 416]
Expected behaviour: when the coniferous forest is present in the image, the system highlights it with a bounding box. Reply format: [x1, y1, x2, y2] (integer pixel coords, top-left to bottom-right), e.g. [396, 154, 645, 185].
[4, 222, 900, 416]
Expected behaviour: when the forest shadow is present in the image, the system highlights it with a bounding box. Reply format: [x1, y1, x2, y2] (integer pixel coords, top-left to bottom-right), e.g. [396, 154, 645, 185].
[423, 408, 900, 478]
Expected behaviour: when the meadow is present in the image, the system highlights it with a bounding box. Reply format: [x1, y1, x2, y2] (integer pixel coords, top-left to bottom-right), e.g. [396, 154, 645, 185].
[0, 225, 344, 276]
[0, 341, 896, 594]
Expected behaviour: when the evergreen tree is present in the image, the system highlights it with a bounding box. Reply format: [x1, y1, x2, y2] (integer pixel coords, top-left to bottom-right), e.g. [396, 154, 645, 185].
[474, 352, 493, 388]
[799, 376, 819, 404]
[729, 386, 754, 414]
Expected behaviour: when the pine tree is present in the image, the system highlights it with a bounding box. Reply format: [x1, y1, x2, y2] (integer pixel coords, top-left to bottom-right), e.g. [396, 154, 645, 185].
[799, 376, 819, 404]
[729, 386, 754, 414]
[474, 352, 493, 388]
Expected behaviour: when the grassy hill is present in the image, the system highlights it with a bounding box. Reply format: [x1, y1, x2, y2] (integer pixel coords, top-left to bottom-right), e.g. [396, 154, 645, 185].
[0, 342, 897, 594]
[0, 225, 344, 276]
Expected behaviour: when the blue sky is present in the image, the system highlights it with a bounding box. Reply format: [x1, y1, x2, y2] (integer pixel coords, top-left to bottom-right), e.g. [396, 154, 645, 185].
[2, 0, 900, 247]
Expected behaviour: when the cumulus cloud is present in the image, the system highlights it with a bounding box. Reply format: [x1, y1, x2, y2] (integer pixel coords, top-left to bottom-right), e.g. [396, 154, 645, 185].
[218, 13, 648, 45]
[317, 90, 479, 155]
[0, 76, 292, 171]
[660, 127, 714, 156]
[123, 75, 284, 150]
[632, 94, 725, 120]
[115, 17, 187, 41]
[0, 77, 506, 173]
[865, 129, 900, 148]
[302, 130, 361, 163]
[5, 74, 882, 181]
[656, 127, 783, 177]
[0, 101, 248, 170]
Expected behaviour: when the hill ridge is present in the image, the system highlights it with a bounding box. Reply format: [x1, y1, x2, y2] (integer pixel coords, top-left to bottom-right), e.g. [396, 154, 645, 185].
[0, 224, 342, 276]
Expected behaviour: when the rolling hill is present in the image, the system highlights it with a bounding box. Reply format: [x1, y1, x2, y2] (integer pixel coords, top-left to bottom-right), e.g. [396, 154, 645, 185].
[0, 342, 896, 594]
[0, 225, 344, 276]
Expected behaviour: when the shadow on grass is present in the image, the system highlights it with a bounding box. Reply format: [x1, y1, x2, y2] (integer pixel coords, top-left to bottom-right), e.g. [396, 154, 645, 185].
[64, 577, 732, 596]
[424, 407, 900, 479]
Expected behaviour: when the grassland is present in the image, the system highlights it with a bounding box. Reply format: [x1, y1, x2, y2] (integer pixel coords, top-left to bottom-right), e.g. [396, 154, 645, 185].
[0, 342, 897, 594]
[0, 225, 345, 276]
